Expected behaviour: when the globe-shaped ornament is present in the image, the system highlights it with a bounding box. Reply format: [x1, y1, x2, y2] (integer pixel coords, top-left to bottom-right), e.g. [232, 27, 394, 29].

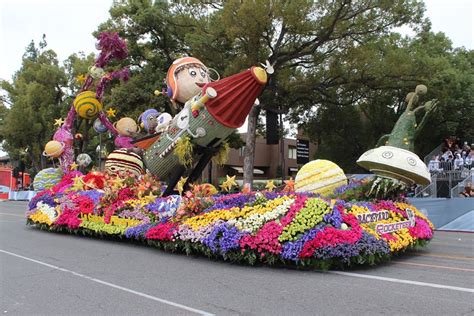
[93, 118, 108, 133]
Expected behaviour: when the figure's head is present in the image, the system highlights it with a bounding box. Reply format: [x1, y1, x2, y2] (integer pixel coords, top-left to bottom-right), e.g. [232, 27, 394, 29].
[139, 109, 160, 133]
[166, 57, 210, 104]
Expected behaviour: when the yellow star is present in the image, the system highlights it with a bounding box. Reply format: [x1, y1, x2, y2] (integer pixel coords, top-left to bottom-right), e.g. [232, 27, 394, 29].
[54, 118, 65, 127]
[71, 175, 84, 191]
[76, 74, 86, 84]
[106, 108, 117, 118]
[144, 191, 157, 203]
[220, 175, 238, 192]
[175, 177, 188, 195]
[265, 180, 276, 192]
[219, 182, 230, 192]
[109, 176, 125, 190]
[70, 162, 78, 171]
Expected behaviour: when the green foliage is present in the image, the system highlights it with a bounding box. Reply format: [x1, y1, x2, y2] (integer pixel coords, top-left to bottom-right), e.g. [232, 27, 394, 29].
[1, 39, 68, 172]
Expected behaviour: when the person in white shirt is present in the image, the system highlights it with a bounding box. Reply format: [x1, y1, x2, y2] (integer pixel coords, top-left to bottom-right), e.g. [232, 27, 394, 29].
[454, 154, 464, 170]
[428, 155, 442, 173]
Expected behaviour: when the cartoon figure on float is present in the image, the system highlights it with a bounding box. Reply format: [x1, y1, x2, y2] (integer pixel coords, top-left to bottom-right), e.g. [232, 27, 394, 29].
[165, 57, 212, 108]
[357, 84, 437, 186]
[138, 109, 160, 134]
[134, 56, 269, 195]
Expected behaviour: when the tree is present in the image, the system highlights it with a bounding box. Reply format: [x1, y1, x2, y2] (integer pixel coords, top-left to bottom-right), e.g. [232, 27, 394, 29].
[0, 39, 68, 173]
[303, 30, 473, 171]
[183, 0, 427, 185]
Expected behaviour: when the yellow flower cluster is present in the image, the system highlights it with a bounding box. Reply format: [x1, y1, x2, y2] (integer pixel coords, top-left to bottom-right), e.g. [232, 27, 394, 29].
[30, 211, 54, 225]
[183, 196, 290, 231]
[387, 227, 415, 252]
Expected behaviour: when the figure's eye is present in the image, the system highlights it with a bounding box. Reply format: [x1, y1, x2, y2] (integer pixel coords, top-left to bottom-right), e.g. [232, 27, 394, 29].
[188, 68, 197, 77]
[200, 69, 206, 78]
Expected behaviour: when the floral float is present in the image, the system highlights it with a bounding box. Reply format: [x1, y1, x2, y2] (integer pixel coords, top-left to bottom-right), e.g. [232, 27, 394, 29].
[26, 171, 433, 270]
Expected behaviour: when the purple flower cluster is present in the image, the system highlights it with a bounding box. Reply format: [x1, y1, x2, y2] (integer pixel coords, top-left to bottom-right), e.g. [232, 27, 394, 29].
[314, 232, 390, 263]
[324, 207, 343, 228]
[125, 223, 155, 240]
[204, 193, 255, 212]
[202, 223, 245, 253]
[145, 195, 181, 221]
[78, 190, 104, 204]
[333, 180, 363, 195]
[281, 225, 323, 261]
[118, 209, 151, 224]
[28, 193, 56, 210]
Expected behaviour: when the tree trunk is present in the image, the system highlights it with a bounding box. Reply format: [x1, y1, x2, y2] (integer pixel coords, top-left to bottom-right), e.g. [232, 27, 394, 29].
[243, 103, 261, 189]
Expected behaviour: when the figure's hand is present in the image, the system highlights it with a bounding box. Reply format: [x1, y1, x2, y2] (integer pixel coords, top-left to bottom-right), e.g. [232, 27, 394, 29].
[425, 100, 438, 113]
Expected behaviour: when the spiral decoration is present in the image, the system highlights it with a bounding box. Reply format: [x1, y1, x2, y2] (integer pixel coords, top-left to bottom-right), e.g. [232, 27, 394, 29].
[73, 91, 103, 119]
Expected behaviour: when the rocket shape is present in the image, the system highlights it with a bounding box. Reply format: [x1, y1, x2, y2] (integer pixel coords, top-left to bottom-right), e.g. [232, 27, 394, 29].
[142, 66, 267, 180]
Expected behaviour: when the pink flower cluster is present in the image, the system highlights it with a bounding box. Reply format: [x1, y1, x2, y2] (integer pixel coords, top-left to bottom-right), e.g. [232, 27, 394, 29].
[299, 214, 362, 258]
[240, 221, 283, 254]
[408, 218, 433, 239]
[145, 222, 178, 241]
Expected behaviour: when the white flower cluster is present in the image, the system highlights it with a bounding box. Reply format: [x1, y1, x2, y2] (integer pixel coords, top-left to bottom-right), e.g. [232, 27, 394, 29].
[36, 201, 59, 222]
[229, 198, 295, 233]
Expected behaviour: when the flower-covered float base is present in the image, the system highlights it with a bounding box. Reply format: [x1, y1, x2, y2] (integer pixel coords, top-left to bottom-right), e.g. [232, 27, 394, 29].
[26, 171, 434, 270]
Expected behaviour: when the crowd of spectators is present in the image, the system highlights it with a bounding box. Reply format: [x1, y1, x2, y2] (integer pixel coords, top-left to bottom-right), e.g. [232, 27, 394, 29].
[428, 137, 473, 173]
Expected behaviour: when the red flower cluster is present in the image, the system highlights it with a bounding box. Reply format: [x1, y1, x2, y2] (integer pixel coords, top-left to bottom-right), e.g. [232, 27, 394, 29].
[145, 222, 177, 241]
[299, 214, 363, 258]
[73, 195, 94, 214]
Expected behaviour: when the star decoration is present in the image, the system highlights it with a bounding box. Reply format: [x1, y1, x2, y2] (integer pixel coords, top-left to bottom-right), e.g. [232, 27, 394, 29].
[283, 177, 295, 192]
[106, 107, 117, 118]
[265, 180, 276, 192]
[69, 162, 78, 171]
[176, 177, 188, 195]
[220, 175, 238, 192]
[108, 177, 125, 190]
[76, 74, 86, 84]
[144, 191, 157, 204]
[71, 175, 84, 191]
[54, 118, 65, 127]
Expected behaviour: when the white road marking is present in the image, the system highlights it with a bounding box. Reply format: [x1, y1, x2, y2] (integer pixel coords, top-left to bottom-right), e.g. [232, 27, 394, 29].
[0, 249, 214, 316]
[330, 271, 474, 293]
[0, 212, 24, 217]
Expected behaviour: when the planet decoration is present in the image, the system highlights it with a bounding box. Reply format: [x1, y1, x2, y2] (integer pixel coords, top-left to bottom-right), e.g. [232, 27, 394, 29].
[43, 140, 65, 158]
[93, 118, 108, 133]
[105, 149, 144, 176]
[294, 160, 347, 196]
[356, 146, 430, 185]
[76, 153, 92, 167]
[114, 117, 140, 137]
[33, 168, 63, 191]
[73, 91, 103, 119]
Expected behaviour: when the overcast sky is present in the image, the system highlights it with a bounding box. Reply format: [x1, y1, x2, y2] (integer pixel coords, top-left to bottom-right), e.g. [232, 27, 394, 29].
[0, 0, 472, 82]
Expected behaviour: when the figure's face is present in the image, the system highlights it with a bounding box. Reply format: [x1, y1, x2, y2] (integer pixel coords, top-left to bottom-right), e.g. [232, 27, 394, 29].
[175, 64, 210, 103]
[145, 113, 159, 132]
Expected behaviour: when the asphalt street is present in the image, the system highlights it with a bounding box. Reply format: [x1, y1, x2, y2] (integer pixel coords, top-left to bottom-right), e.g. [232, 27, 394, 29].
[1, 201, 473, 315]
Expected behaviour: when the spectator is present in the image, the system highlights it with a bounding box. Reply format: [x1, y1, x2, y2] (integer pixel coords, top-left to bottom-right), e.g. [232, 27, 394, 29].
[428, 155, 442, 173]
[454, 154, 464, 170]
[465, 152, 473, 170]
[459, 182, 474, 197]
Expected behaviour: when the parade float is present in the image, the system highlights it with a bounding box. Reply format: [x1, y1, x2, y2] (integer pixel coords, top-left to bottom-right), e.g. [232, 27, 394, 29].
[25, 33, 434, 270]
